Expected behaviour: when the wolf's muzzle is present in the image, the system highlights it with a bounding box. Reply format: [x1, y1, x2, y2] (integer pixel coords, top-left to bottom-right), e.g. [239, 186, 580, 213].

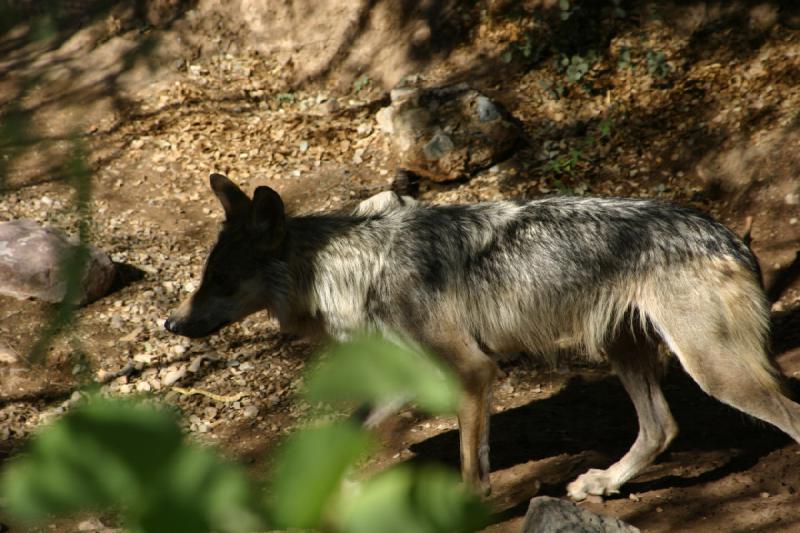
[164, 317, 179, 334]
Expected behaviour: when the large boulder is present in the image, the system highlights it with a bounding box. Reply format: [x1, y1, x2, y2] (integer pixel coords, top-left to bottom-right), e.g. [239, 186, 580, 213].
[0, 219, 115, 305]
[520, 497, 640, 533]
[376, 83, 522, 182]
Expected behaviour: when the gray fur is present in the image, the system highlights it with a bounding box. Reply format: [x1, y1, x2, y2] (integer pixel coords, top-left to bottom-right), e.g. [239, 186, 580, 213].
[166, 175, 800, 500]
[269, 197, 758, 356]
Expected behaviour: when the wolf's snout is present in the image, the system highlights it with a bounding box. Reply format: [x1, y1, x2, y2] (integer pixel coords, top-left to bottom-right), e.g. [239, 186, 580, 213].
[164, 316, 179, 333]
[163, 310, 229, 338]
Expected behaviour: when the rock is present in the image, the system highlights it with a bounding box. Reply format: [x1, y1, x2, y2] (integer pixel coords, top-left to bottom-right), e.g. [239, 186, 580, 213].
[0, 344, 19, 365]
[317, 98, 340, 115]
[142, 0, 183, 28]
[0, 220, 116, 305]
[77, 517, 113, 532]
[161, 366, 187, 387]
[520, 497, 640, 533]
[188, 354, 207, 373]
[376, 84, 522, 182]
[243, 405, 259, 418]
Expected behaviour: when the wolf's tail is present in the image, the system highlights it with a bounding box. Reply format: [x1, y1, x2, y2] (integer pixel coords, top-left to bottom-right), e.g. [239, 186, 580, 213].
[636, 257, 800, 442]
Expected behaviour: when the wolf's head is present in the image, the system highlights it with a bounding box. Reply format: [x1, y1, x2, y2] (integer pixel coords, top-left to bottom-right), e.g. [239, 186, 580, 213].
[164, 174, 287, 338]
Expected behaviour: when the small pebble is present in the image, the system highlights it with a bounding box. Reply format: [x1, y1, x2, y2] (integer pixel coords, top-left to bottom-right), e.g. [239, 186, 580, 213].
[161, 367, 187, 387]
[188, 355, 206, 373]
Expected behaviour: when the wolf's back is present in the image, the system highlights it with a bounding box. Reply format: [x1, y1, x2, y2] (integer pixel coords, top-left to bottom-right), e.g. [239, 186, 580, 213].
[367, 196, 765, 361]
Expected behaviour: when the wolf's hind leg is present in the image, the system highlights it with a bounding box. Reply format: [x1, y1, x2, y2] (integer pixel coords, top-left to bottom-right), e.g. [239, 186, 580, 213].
[567, 332, 677, 501]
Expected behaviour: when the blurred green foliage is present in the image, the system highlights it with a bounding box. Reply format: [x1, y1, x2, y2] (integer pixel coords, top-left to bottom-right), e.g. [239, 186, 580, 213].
[338, 465, 488, 533]
[306, 334, 462, 415]
[1, 398, 263, 533]
[268, 421, 372, 528]
[27, 138, 94, 364]
[1, 336, 488, 533]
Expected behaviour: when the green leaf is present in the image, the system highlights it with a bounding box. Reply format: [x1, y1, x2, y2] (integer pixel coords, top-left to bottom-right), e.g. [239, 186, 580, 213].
[599, 119, 614, 138]
[139, 446, 263, 533]
[268, 421, 371, 529]
[305, 334, 462, 415]
[1, 398, 182, 522]
[338, 465, 488, 533]
[411, 465, 489, 532]
[353, 75, 371, 93]
[1, 397, 263, 533]
[339, 468, 420, 533]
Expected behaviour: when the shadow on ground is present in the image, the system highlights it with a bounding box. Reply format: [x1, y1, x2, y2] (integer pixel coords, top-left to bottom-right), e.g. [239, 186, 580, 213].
[410, 302, 800, 522]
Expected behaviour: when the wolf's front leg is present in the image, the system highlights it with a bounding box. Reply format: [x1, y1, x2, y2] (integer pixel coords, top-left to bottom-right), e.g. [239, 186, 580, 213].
[423, 326, 498, 495]
[458, 379, 494, 495]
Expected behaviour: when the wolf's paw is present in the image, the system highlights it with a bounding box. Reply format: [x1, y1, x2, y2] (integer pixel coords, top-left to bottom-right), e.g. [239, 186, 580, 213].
[566, 469, 620, 501]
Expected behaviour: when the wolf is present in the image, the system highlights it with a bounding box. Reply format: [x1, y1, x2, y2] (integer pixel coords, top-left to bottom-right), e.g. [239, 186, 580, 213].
[165, 173, 800, 500]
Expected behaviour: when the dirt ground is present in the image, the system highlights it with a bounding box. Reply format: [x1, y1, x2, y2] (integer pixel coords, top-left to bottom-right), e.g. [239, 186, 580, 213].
[2, 1, 800, 531]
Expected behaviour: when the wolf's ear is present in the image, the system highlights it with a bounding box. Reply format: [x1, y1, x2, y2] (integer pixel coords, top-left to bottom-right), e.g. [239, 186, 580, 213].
[210, 173, 251, 222]
[251, 185, 285, 246]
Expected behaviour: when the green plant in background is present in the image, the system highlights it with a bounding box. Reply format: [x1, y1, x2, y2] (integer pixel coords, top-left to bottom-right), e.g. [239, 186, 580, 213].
[564, 52, 597, 84]
[501, 32, 545, 64]
[617, 46, 633, 70]
[539, 79, 566, 100]
[1, 335, 488, 533]
[598, 118, 614, 138]
[617, 46, 671, 78]
[353, 74, 371, 93]
[611, 0, 627, 19]
[542, 147, 582, 176]
[558, 0, 577, 21]
[276, 92, 296, 104]
[646, 49, 670, 78]
[553, 51, 598, 89]
[541, 127, 605, 188]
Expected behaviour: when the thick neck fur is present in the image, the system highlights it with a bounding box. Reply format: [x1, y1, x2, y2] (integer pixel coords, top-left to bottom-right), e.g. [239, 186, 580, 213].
[276, 212, 379, 338]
